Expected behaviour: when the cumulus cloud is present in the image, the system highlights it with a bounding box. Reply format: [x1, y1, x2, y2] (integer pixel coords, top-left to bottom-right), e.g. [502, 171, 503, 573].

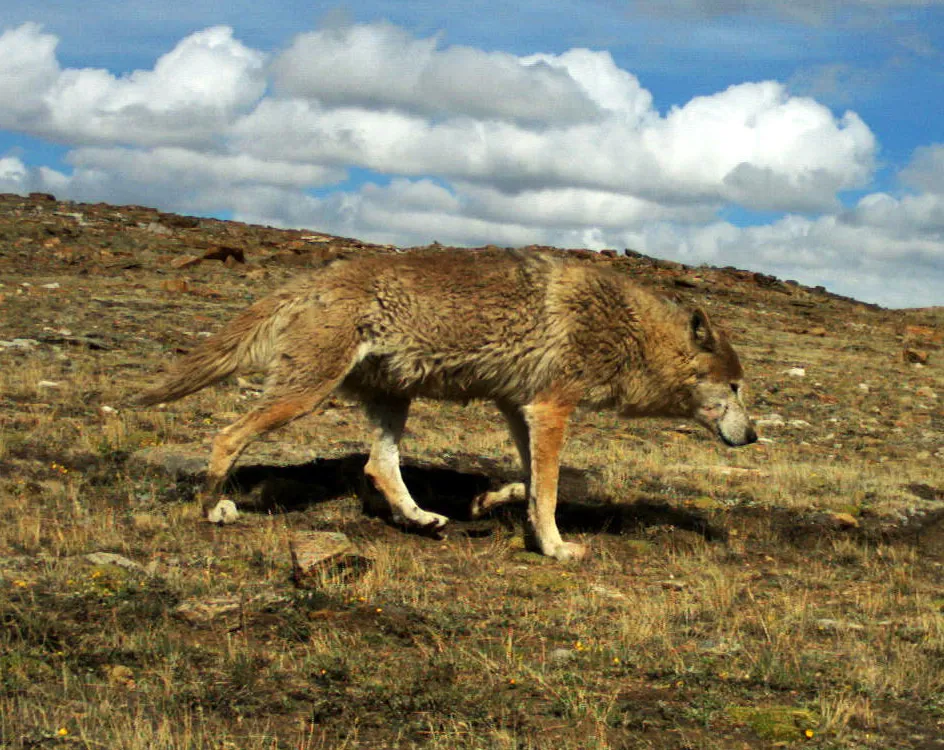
[0, 19, 941, 307]
[232, 79, 874, 212]
[0, 155, 29, 192]
[272, 23, 600, 125]
[0, 24, 265, 146]
[900, 144, 944, 194]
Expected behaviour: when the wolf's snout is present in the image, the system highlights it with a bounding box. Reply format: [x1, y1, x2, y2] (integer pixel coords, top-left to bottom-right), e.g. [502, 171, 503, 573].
[723, 423, 758, 447]
[713, 403, 758, 447]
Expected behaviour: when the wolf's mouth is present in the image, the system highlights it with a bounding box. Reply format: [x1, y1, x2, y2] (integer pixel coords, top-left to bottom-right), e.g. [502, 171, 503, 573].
[716, 423, 758, 447]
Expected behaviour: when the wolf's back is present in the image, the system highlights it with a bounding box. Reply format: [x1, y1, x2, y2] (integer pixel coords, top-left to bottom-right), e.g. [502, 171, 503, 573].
[137, 292, 291, 406]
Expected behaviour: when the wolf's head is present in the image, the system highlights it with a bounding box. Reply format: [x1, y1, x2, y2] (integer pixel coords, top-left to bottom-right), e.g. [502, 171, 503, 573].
[683, 308, 757, 447]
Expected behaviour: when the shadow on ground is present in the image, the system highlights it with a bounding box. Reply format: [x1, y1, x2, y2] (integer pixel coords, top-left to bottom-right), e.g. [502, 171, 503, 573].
[212, 452, 728, 543]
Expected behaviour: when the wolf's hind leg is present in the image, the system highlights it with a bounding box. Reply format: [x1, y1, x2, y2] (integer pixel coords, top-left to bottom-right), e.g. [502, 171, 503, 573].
[202, 386, 339, 522]
[363, 398, 449, 531]
[203, 341, 359, 522]
[470, 401, 529, 518]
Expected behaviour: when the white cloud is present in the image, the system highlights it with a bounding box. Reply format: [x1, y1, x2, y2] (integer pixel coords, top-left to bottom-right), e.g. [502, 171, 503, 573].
[232, 79, 874, 212]
[272, 23, 600, 125]
[0, 24, 266, 146]
[1, 20, 941, 307]
[0, 23, 60, 127]
[900, 144, 944, 194]
[0, 155, 29, 192]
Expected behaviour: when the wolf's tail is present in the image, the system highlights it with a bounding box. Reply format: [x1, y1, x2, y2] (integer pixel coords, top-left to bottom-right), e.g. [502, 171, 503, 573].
[137, 293, 292, 406]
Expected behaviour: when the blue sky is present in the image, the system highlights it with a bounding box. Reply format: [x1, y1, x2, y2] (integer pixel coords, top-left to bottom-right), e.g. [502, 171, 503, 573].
[1, 1, 942, 307]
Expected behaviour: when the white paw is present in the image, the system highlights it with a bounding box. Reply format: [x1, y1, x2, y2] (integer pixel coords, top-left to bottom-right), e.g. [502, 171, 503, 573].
[545, 541, 588, 562]
[207, 498, 239, 524]
[471, 482, 526, 518]
[394, 508, 449, 531]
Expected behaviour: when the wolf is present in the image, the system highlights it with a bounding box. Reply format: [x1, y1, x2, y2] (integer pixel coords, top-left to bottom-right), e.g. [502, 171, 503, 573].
[139, 248, 756, 561]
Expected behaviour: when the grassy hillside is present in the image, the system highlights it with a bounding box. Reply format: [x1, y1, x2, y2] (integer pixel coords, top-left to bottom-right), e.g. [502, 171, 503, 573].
[1, 192, 942, 749]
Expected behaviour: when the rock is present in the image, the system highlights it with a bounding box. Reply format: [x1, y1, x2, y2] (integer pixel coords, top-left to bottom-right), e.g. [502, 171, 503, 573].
[549, 648, 576, 664]
[107, 665, 136, 690]
[174, 590, 288, 626]
[170, 254, 202, 269]
[756, 414, 785, 428]
[903, 349, 929, 365]
[131, 446, 208, 478]
[825, 512, 859, 529]
[290, 531, 371, 588]
[783, 367, 806, 378]
[82, 552, 143, 571]
[202, 245, 246, 264]
[0, 338, 40, 349]
[590, 584, 627, 600]
[145, 221, 173, 235]
[160, 278, 190, 293]
[814, 618, 865, 633]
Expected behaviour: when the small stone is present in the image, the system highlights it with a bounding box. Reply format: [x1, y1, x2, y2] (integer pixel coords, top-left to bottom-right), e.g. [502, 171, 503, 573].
[903, 349, 929, 365]
[145, 221, 173, 235]
[290, 531, 371, 588]
[0, 338, 39, 349]
[160, 279, 190, 293]
[549, 648, 576, 664]
[83, 552, 142, 571]
[784, 367, 806, 378]
[814, 618, 865, 633]
[826, 512, 859, 529]
[170, 254, 202, 269]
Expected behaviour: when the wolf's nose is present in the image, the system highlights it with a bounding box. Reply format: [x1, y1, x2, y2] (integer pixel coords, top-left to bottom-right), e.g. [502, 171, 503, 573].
[744, 425, 758, 444]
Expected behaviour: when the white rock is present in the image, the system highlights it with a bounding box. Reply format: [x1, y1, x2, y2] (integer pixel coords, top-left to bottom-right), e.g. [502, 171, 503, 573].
[784, 367, 806, 378]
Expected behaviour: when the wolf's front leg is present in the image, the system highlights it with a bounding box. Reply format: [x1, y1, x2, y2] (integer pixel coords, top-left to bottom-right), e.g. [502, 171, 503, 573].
[522, 396, 586, 562]
[364, 398, 449, 532]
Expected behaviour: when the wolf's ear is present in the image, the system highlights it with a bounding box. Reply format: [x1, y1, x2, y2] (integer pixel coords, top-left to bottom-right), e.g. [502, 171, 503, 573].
[690, 307, 716, 352]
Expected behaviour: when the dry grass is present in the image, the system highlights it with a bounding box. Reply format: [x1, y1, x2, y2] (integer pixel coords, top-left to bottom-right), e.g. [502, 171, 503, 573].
[1, 197, 943, 748]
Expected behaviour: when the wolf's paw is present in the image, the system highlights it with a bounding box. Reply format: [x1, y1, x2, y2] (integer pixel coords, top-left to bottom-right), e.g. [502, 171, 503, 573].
[206, 498, 239, 525]
[413, 509, 449, 531]
[470, 482, 526, 518]
[546, 541, 587, 562]
[393, 508, 449, 532]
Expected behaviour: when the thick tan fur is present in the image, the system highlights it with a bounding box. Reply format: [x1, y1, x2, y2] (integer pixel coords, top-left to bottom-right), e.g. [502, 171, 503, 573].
[140, 249, 756, 561]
